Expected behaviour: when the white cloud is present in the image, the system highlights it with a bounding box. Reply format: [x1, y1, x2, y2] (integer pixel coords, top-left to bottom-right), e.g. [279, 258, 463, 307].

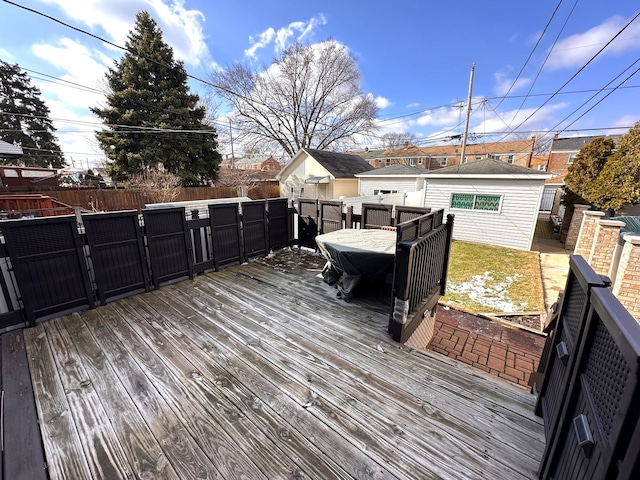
[493, 69, 531, 96]
[245, 28, 276, 58]
[375, 96, 392, 109]
[406, 102, 420, 109]
[32, 38, 109, 109]
[245, 14, 327, 58]
[472, 102, 567, 135]
[416, 105, 463, 127]
[547, 15, 640, 70]
[612, 114, 640, 129]
[39, 0, 209, 66]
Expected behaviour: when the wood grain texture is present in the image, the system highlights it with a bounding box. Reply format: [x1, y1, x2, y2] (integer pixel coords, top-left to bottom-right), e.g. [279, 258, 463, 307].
[1, 331, 48, 480]
[23, 248, 545, 480]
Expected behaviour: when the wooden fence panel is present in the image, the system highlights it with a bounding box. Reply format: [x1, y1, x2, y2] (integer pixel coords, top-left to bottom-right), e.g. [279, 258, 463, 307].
[297, 199, 318, 249]
[242, 201, 268, 260]
[535, 256, 609, 441]
[209, 203, 243, 270]
[142, 208, 193, 289]
[319, 200, 343, 234]
[361, 203, 393, 229]
[0, 216, 94, 325]
[82, 211, 150, 304]
[540, 287, 640, 479]
[267, 198, 290, 251]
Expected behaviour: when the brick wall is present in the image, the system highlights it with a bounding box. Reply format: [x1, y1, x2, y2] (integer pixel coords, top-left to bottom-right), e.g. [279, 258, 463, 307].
[574, 213, 640, 322]
[574, 211, 604, 258]
[564, 204, 590, 250]
[612, 235, 640, 321]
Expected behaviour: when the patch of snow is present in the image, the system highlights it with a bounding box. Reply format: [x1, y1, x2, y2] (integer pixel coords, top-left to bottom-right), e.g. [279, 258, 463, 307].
[447, 272, 526, 312]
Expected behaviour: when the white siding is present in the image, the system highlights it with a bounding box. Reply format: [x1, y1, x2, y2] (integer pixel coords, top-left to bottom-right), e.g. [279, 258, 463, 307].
[359, 177, 420, 196]
[424, 178, 544, 250]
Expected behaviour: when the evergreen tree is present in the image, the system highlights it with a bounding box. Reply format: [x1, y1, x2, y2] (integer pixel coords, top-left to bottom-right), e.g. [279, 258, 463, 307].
[564, 136, 616, 200]
[0, 60, 65, 168]
[588, 123, 640, 215]
[92, 11, 221, 186]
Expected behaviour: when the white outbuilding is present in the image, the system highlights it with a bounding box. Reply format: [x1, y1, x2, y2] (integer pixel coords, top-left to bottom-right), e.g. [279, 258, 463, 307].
[422, 159, 552, 250]
[355, 164, 426, 196]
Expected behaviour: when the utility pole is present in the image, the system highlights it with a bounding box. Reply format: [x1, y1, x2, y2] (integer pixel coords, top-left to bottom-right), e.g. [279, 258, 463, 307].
[459, 64, 475, 167]
[229, 118, 235, 168]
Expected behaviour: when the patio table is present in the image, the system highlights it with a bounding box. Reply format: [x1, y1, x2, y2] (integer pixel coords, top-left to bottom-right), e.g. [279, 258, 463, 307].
[315, 228, 397, 302]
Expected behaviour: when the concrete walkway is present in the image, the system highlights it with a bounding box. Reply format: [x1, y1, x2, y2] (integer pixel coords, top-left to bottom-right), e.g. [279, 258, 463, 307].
[426, 217, 570, 389]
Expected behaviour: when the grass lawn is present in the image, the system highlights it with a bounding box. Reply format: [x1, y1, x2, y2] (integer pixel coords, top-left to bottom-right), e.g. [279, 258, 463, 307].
[440, 240, 545, 315]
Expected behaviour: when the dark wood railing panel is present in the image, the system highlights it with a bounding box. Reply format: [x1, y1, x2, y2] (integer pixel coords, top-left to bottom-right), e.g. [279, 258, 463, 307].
[187, 210, 214, 274]
[243, 200, 268, 260]
[535, 255, 608, 439]
[142, 208, 193, 289]
[389, 211, 453, 343]
[540, 287, 640, 480]
[208, 203, 243, 270]
[0, 216, 94, 324]
[319, 200, 343, 234]
[361, 203, 393, 229]
[82, 211, 150, 304]
[394, 206, 431, 226]
[267, 198, 290, 251]
[297, 199, 318, 248]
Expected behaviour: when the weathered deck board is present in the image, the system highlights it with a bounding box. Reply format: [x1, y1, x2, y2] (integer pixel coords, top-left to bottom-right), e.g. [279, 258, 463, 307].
[24, 249, 545, 480]
[183, 262, 542, 478]
[0, 331, 47, 480]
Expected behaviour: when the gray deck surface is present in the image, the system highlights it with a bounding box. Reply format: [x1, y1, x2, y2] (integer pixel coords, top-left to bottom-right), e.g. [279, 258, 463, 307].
[24, 248, 545, 479]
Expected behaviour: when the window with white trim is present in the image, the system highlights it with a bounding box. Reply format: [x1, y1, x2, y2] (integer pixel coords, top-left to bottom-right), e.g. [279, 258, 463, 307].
[538, 165, 547, 171]
[506, 154, 514, 164]
[438, 157, 448, 166]
[567, 152, 578, 164]
[385, 159, 391, 166]
[418, 157, 423, 165]
[450, 193, 501, 212]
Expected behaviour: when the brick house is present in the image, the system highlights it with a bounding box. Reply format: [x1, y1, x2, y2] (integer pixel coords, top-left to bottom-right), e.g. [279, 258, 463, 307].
[221, 154, 282, 173]
[547, 134, 621, 179]
[353, 138, 537, 170]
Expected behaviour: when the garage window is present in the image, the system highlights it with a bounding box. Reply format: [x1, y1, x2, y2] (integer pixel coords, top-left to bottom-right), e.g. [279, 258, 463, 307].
[451, 193, 501, 212]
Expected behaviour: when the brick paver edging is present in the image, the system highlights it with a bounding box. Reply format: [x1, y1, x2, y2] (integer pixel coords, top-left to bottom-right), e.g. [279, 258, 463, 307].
[427, 308, 546, 388]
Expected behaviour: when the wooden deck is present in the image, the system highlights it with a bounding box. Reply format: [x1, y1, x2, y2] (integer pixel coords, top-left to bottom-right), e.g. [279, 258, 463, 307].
[23, 248, 545, 479]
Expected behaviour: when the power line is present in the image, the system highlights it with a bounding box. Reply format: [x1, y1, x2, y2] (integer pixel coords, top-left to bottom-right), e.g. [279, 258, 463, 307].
[504, 11, 640, 136]
[491, 0, 565, 111]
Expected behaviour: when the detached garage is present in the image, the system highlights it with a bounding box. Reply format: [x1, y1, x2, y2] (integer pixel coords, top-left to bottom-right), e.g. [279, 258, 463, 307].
[355, 164, 426, 196]
[423, 159, 551, 250]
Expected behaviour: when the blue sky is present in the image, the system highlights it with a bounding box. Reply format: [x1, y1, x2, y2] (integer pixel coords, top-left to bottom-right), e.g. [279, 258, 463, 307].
[1, 0, 639, 167]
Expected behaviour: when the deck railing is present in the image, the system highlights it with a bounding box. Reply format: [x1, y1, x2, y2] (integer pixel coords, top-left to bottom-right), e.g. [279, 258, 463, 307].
[537, 255, 640, 479]
[0, 198, 291, 331]
[389, 211, 454, 343]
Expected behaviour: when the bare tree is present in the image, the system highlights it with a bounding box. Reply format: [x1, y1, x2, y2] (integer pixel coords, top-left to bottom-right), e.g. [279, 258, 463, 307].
[128, 167, 182, 204]
[209, 40, 378, 157]
[381, 132, 417, 148]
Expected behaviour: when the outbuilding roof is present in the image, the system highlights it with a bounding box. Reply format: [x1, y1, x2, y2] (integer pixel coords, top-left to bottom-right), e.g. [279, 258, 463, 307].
[0, 139, 23, 157]
[424, 158, 549, 176]
[356, 164, 426, 176]
[302, 148, 374, 178]
[551, 135, 621, 152]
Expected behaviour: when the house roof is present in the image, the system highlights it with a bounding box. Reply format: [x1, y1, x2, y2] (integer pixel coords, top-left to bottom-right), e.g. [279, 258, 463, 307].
[0, 139, 23, 157]
[350, 148, 385, 160]
[356, 164, 426, 176]
[424, 158, 550, 177]
[551, 135, 621, 152]
[302, 148, 374, 178]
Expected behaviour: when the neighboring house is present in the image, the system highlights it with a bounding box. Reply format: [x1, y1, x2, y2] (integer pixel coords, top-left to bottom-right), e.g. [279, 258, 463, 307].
[547, 134, 621, 180]
[422, 159, 552, 251]
[221, 154, 282, 172]
[0, 139, 24, 162]
[356, 138, 537, 170]
[277, 148, 374, 200]
[355, 164, 426, 196]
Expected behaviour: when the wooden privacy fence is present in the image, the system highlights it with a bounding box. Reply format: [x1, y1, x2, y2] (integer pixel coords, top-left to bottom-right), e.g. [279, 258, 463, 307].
[0, 198, 291, 330]
[536, 255, 640, 480]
